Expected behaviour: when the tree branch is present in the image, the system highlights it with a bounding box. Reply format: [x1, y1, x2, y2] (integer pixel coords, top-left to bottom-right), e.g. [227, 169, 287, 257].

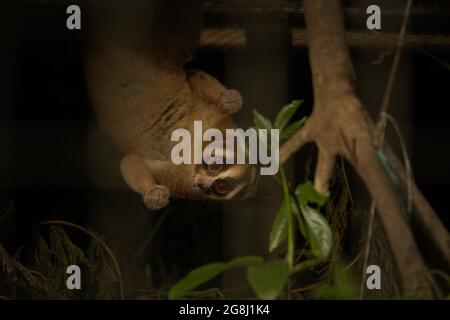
[385, 145, 450, 266]
[279, 0, 436, 292]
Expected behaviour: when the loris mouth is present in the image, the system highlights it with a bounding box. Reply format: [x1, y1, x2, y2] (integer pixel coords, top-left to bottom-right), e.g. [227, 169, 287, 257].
[194, 164, 258, 201]
[193, 156, 258, 200]
[195, 175, 232, 197]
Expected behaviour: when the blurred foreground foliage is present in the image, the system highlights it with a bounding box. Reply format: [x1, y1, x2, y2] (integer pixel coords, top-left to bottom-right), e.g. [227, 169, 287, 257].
[0, 225, 119, 299]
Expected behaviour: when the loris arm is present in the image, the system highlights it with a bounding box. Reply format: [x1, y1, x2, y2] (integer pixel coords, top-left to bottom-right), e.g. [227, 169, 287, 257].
[187, 69, 243, 114]
[120, 154, 170, 210]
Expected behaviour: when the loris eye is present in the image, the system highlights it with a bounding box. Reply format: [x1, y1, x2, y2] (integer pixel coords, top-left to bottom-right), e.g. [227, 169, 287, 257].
[207, 162, 223, 172]
[213, 179, 229, 195]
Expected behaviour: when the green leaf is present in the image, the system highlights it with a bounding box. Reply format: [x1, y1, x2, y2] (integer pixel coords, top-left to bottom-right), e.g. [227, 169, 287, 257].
[294, 208, 308, 239]
[253, 110, 272, 130]
[274, 100, 303, 131]
[292, 258, 322, 274]
[269, 202, 288, 252]
[168, 263, 226, 300]
[294, 181, 328, 207]
[313, 261, 359, 299]
[247, 260, 290, 300]
[299, 204, 332, 259]
[288, 196, 307, 238]
[428, 270, 450, 300]
[168, 256, 263, 299]
[314, 282, 358, 300]
[280, 117, 307, 141]
[227, 256, 264, 268]
[269, 196, 302, 252]
[293, 182, 332, 259]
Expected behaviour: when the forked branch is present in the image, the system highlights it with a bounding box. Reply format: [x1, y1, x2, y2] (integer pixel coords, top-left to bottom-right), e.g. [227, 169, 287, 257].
[279, 0, 440, 293]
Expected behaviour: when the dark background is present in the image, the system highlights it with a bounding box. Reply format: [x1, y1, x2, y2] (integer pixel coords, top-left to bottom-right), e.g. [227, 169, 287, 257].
[1, 0, 449, 296]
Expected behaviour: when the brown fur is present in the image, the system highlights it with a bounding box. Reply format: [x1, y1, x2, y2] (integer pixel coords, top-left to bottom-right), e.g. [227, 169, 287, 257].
[85, 1, 255, 209]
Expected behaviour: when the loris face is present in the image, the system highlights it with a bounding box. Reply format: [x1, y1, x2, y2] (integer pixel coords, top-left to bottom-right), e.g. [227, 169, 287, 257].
[194, 161, 257, 201]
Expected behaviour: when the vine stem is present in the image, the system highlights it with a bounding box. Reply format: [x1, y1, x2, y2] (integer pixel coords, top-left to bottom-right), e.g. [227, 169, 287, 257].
[279, 167, 294, 270]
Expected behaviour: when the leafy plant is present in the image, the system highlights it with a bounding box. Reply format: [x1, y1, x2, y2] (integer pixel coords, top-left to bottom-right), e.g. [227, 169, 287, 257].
[313, 261, 360, 300]
[0, 224, 121, 299]
[247, 261, 290, 300]
[168, 256, 262, 300]
[168, 100, 334, 300]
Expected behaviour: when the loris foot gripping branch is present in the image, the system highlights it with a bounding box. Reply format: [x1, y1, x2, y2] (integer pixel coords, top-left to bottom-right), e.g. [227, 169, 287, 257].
[171, 120, 280, 176]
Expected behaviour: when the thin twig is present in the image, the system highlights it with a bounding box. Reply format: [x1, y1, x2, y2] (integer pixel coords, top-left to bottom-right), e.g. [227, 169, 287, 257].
[344, 250, 363, 272]
[280, 125, 310, 165]
[133, 209, 169, 261]
[383, 112, 414, 213]
[376, 0, 414, 146]
[413, 47, 450, 71]
[340, 157, 353, 206]
[359, 201, 376, 299]
[361, 0, 414, 299]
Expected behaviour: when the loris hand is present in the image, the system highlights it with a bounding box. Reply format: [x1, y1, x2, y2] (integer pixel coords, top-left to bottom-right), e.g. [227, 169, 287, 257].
[143, 185, 170, 210]
[187, 69, 243, 114]
[121, 154, 170, 211]
[220, 89, 243, 114]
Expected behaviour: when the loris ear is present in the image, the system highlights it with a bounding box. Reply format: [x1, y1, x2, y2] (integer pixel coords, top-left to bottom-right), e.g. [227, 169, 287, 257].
[187, 69, 243, 114]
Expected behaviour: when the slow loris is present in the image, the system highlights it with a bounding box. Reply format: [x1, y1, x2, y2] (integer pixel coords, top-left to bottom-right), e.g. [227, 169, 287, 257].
[85, 0, 256, 210]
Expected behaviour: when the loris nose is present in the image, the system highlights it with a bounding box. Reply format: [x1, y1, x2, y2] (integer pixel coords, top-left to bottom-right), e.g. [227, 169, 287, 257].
[196, 175, 215, 192]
